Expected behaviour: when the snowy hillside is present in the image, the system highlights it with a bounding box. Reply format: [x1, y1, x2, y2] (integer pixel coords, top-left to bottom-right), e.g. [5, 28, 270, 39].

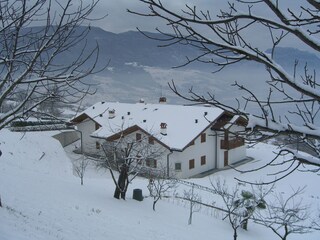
[0, 129, 319, 240]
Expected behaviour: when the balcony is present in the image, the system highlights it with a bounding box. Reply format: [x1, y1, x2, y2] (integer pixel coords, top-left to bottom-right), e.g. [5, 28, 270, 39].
[221, 138, 245, 150]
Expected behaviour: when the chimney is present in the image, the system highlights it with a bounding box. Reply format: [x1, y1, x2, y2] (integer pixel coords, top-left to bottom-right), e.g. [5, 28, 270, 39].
[139, 98, 145, 103]
[108, 109, 115, 119]
[160, 122, 167, 135]
[195, 119, 198, 123]
[159, 96, 167, 104]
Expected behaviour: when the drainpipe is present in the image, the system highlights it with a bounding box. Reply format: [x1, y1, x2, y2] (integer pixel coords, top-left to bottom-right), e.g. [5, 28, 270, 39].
[215, 131, 218, 169]
[73, 126, 83, 154]
[166, 151, 173, 178]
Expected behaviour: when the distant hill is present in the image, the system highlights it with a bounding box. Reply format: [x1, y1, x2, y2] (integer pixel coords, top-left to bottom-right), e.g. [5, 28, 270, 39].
[23, 26, 320, 104]
[265, 47, 320, 72]
[57, 26, 203, 71]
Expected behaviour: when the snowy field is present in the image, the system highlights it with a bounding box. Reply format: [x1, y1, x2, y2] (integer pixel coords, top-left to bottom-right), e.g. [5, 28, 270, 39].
[0, 129, 319, 240]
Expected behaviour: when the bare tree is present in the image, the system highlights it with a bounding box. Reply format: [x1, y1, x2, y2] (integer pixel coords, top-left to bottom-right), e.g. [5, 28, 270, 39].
[0, 0, 103, 208]
[74, 155, 90, 186]
[97, 129, 166, 200]
[254, 187, 317, 240]
[184, 184, 202, 225]
[38, 84, 63, 117]
[0, 0, 103, 130]
[147, 167, 177, 211]
[210, 179, 269, 240]
[130, 0, 320, 180]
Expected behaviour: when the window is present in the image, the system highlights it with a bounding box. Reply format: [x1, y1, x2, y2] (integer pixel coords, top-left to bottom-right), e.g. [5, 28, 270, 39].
[95, 123, 100, 130]
[201, 155, 206, 166]
[136, 133, 142, 141]
[201, 133, 206, 143]
[148, 136, 154, 145]
[146, 158, 157, 168]
[96, 141, 100, 149]
[175, 163, 182, 171]
[189, 159, 195, 169]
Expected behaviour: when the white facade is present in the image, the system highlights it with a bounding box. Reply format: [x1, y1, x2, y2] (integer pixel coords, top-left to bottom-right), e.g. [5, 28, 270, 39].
[71, 102, 247, 179]
[76, 118, 100, 154]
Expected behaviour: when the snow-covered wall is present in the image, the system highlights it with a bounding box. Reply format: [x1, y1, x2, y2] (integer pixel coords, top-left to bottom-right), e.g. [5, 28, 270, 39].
[52, 131, 80, 147]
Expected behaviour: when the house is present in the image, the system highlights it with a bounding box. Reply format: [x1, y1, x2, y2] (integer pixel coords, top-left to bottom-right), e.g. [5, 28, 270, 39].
[70, 100, 247, 178]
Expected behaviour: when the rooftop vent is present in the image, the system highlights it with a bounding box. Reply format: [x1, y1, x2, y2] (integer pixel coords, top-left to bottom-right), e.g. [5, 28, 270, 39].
[108, 109, 115, 119]
[204, 111, 208, 116]
[92, 106, 95, 109]
[127, 111, 131, 115]
[100, 114, 103, 117]
[159, 96, 167, 104]
[143, 119, 146, 123]
[139, 98, 145, 103]
[101, 101, 105, 104]
[195, 119, 198, 123]
[160, 122, 167, 136]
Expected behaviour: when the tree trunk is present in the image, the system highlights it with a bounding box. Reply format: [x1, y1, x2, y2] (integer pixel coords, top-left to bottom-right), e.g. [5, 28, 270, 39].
[153, 200, 156, 211]
[241, 218, 248, 230]
[188, 204, 193, 225]
[233, 228, 238, 240]
[114, 164, 128, 200]
[153, 196, 160, 211]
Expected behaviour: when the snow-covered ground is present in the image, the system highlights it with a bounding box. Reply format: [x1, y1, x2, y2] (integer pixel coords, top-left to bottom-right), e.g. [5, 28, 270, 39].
[0, 129, 319, 240]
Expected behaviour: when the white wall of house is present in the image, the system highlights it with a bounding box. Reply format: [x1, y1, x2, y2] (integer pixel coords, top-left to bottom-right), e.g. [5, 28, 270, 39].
[111, 129, 170, 172]
[228, 124, 247, 165]
[228, 145, 247, 165]
[76, 121, 246, 179]
[169, 128, 218, 179]
[216, 124, 247, 169]
[77, 118, 101, 154]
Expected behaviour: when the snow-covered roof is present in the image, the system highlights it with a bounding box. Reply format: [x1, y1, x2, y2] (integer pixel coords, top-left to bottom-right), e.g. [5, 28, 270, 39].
[71, 101, 225, 151]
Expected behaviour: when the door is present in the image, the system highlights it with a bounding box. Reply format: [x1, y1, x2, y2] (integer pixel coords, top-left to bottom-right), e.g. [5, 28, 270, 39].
[224, 151, 228, 167]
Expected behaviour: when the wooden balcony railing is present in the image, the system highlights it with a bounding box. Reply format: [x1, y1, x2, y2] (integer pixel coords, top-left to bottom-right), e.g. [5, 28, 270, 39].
[221, 138, 245, 150]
